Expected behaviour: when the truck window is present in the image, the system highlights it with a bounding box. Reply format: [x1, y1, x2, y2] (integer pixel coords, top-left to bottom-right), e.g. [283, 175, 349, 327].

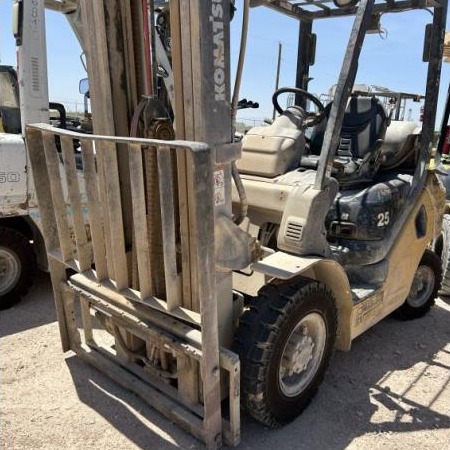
[0, 69, 19, 109]
[0, 67, 21, 133]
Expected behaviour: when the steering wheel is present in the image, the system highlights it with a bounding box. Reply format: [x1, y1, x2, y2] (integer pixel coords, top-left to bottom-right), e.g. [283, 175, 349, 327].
[272, 87, 325, 127]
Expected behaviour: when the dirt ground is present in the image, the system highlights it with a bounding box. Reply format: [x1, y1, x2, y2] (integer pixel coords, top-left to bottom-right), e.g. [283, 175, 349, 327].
[1, 272, 450, 450]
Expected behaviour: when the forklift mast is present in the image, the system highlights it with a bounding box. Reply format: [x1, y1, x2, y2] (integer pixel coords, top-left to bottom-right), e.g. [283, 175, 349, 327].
[24, 1, 254, 448]
[79, 0, 251, 342]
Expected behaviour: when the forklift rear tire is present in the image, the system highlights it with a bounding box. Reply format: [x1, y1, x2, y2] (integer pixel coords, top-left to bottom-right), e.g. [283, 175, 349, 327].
[393, 249, 441, 320]
[234, 279, 337, 427]
[0, 227, 36, 310]
[439, 214, 450, 296]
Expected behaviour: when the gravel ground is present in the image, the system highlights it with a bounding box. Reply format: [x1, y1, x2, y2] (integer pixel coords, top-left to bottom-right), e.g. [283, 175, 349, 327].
[1, 272, 450, 449]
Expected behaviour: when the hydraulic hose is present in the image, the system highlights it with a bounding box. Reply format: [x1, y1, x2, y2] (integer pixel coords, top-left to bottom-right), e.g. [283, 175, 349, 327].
[231, 0, 250, 124]
[232, 161, 248, 225]
[130, 98, 148, 137]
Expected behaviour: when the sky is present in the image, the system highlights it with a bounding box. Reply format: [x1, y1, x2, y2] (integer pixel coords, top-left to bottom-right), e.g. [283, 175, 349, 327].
[0, 0, 449, 126]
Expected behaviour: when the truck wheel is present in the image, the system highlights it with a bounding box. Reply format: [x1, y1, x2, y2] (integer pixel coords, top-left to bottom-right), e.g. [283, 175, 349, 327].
[393, 250, 441, 320]
[0, 227, 36, 309]
[234, 279, 337, 427]
[439, 214, 450, 296]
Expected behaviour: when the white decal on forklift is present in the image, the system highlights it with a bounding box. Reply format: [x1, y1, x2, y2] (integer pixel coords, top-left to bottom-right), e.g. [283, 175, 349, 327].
[210, 0, 225, 102]
[214, 168, 225, 206]
[377, 211, 390, 227]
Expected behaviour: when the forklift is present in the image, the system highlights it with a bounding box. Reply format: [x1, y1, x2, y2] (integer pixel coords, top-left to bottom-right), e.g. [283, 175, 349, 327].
[232, 0, 446, 428]
[23, 0, 446, 448]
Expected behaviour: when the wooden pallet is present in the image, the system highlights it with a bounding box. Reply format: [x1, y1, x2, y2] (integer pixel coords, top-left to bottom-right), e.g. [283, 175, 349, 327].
[26, 124, 240, 449]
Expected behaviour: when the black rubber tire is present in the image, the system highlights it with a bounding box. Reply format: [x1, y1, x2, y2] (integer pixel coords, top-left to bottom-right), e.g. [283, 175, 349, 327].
[439, 214, 450, 296]
[392, 249, 441, 321]
[0, 227, 36, 310]
[234, 279, 337, 427]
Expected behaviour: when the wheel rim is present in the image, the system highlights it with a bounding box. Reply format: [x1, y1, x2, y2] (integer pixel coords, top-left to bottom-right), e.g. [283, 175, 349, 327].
[279, 312, 327, 397]
[0, 246, 21, 296]
[407, 265, 435, 308]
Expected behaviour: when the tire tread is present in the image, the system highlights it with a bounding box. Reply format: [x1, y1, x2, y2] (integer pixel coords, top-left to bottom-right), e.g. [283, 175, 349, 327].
[440, 214, 450, 296]
[0, 227, 36, 309]
[234, 278, 337, 427]
[393, 249, 441, 320]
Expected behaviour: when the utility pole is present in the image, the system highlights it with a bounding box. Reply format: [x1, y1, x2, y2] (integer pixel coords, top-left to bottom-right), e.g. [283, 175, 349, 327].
[272, 41, 282, 121]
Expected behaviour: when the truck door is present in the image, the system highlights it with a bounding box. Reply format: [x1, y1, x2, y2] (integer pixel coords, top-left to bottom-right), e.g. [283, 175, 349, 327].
[0, 66, 27, 216]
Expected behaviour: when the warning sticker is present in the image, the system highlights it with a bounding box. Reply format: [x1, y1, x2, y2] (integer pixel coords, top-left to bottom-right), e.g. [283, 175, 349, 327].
[214, 168, 225, 206]
[353, 291, 384, 327]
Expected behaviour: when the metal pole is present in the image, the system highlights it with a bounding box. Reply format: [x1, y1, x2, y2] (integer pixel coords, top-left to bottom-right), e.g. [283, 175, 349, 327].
[272, 41, 282, 121]
[295, 20, 313, 108]
[420, 3, 447, 171]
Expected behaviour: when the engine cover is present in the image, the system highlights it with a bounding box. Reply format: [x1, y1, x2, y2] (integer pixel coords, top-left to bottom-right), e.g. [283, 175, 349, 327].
[237, 108, 307, 178]
[326, 172, 414, 242]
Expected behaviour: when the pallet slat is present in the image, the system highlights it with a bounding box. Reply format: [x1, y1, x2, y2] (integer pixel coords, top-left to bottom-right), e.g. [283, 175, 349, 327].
[99, 141, 129, 290]
[94, 143, 116, 280]
[61, 136, 91, 271]
[158, 148, 180, 309]
[76, 344, 206, 444]
[42, 133, 73, 261]
[80, 140, 108, 280]
[190, 146, 222, 447]
[26, 124, 233, 449]
[129, 143, 153, 297]
[25, 128, 71, 351]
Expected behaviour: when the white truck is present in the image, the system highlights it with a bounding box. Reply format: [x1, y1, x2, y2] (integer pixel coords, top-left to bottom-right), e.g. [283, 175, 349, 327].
[0, 0, 175, 310]
[0, 63, 39, 309]
[0, 0, 84, 309]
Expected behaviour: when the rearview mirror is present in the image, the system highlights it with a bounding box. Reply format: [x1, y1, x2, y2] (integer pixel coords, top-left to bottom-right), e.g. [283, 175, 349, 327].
[12, 1, 23, 46]
[79, 78, 89, 96]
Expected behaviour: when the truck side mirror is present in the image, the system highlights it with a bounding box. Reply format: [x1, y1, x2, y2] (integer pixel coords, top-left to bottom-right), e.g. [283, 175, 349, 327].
[12, 0, 23, 46]
[79, 78, 90, 97]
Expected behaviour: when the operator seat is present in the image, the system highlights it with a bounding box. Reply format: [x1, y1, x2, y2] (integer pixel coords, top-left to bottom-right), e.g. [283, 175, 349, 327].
[301, 96, 388, 187]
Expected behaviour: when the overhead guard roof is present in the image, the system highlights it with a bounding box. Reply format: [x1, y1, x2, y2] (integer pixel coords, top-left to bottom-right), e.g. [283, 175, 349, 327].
[251, 0, 445, 20]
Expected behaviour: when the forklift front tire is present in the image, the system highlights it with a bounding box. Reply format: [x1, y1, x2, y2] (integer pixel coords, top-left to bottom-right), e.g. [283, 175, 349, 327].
[393, 249, 441, 320]
[439, 214, 450, 296]
[234, 279, 337, 427]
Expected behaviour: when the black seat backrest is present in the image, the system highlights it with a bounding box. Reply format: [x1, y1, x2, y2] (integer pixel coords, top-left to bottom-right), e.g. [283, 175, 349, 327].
[310, 96, 388, 158]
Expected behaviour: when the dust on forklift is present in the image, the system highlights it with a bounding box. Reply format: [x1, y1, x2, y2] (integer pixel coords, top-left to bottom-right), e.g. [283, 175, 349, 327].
[24, 0, 447, 448]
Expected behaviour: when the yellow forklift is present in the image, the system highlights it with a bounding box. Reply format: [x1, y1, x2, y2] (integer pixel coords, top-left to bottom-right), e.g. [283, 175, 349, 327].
[23, 0, 447, 447]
